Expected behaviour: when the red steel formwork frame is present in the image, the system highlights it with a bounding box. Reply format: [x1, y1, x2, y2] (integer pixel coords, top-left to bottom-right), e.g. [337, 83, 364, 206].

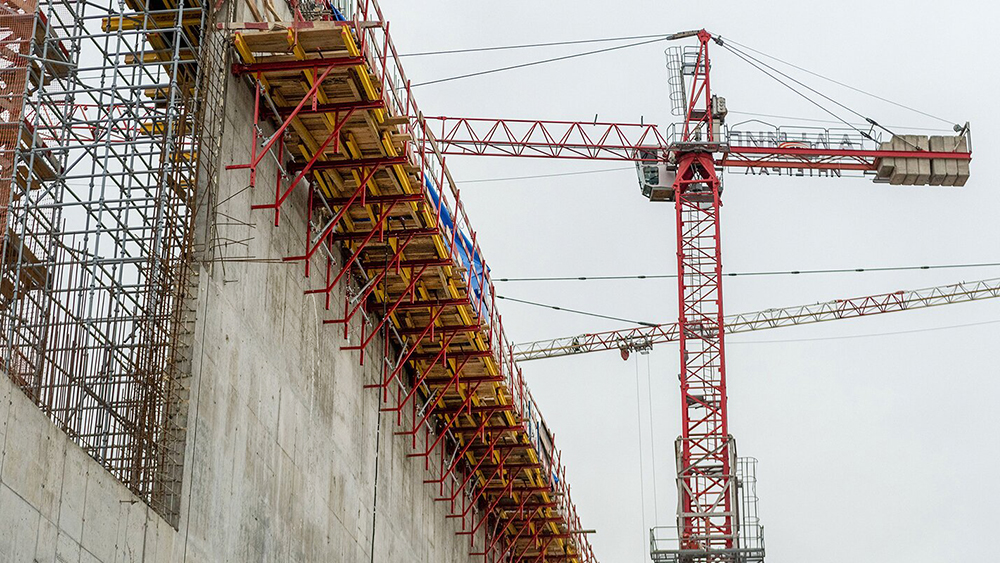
[223, 2, 596, 561]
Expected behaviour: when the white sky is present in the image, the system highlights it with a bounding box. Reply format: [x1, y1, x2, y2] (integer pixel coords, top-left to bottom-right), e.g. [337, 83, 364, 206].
[378, 1, 1000, 561]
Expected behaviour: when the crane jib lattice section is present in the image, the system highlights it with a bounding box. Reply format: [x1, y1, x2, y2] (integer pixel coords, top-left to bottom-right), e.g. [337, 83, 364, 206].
[223, 3, 594, 562]
[512, 277, 1000, 361]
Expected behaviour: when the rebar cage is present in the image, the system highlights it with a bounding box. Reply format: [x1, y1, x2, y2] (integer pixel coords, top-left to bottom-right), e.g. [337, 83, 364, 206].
[0, 0, 222, 526]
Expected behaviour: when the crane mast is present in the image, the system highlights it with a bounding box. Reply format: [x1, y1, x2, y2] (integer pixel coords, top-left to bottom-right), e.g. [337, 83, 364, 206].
[668, 30, 742, 562]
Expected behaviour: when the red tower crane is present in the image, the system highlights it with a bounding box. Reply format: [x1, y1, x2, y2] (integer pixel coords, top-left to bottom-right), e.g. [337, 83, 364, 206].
[423, 30, 973, 563]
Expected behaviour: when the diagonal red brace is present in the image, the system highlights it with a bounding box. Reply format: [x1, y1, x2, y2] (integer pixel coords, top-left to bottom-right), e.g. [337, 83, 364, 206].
[336, 263, 432, 352]
[289, 166, 383, 263]
[370, 306, 447, 392]
[255, 108, 358, 212]
[426, 407, 497, 484]
[413, 383, 484, 466]
[396, 356, 468, 438]
[310, 201, 399, 297]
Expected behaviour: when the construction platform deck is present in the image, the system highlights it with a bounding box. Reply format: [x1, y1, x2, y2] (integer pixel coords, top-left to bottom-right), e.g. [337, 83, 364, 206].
[223, 9, 594, 563]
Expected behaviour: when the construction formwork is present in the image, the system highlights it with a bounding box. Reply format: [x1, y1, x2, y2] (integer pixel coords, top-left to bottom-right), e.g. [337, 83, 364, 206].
[223, 1, 595, 561]
[0, 0, 223, 525]
[0, 0, 597, 557]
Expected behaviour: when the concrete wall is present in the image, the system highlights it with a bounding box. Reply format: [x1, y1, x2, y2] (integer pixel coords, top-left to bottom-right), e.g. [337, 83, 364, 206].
[0, 13, 484, 562]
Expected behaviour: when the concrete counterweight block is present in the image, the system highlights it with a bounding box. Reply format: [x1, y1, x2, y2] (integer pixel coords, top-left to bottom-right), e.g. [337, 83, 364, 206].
[878, 134, 969, 187]
[930, 135, 970, 187]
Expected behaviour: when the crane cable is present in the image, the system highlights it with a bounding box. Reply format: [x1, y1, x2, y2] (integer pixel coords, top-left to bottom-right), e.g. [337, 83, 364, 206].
[497, 263, 1000, 325]
[399, 32, 672, 58]
[402, 29, 955, 139]
[645, 354, 660, 523]
[722, 40, 874, 125]
[721, 37, 957, 126]
[410, 35, 672, 88]
[496, 294, 657, 326]
[727, 111, 953, 132]
[719, 39, 932, 151]
[717, 41, 878, 142]
[634, 355, 649, 547]
[496, 261, 1000, 283]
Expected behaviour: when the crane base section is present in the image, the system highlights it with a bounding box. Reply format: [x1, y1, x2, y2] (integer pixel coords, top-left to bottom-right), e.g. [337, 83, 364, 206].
[651, 456, 766, 563]
[649, 546, 766, 563]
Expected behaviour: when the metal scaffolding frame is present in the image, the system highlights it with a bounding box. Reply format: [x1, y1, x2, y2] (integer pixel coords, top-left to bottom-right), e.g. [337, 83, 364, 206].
[0, 0, 977, 559]
[223, 1, 596, 560]
[650, 455, 765, 563]
[0, 0, 222, 525]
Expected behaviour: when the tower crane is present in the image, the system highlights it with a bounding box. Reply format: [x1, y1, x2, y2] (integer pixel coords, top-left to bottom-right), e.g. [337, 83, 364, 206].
[421, 30, 974, 562]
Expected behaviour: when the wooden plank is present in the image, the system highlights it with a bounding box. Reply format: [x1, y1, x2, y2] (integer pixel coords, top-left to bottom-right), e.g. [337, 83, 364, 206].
[381, 116, 409, 127]
[220, 20, 384, 31]
[262, 0, 281, 22]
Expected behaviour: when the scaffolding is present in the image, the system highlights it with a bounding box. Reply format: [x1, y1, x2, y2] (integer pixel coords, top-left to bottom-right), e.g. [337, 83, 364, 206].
[223, 1, 595, 560]
[0, 0, 223, 526]
[0, 0, 597, 554]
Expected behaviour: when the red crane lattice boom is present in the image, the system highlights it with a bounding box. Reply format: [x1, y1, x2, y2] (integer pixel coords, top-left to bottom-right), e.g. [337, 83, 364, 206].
[510, 277, 1000, 362]
[425, 114, 970, 173]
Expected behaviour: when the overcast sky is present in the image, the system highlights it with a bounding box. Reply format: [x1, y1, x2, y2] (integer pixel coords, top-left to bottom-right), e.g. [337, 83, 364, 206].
[378, 1, 1000, 561]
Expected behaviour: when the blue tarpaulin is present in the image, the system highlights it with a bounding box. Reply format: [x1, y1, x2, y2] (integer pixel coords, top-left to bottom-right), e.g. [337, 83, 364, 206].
[424, 176, 489, 305]
[326, 2, 347, 21]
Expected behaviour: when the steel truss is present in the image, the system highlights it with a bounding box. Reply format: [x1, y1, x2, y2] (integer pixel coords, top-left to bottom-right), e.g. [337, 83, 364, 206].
[669, 31, 737, 556]
[426, 114, 971, 174]
[512, 277, 1000, 362]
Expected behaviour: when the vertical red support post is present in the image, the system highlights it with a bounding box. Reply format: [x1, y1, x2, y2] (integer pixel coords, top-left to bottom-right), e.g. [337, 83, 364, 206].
[250, 72, 261, 187]
[305, 183, 314, 278]
[671, 30, 737, 555]
[272, 136, 284, 226]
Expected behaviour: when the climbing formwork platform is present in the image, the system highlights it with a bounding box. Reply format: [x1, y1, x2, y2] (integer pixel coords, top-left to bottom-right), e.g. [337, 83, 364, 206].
[223, 2, 595, 561]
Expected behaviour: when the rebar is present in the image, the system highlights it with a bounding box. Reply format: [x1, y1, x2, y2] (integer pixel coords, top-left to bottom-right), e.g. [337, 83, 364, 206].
[0, 0, 219, 526]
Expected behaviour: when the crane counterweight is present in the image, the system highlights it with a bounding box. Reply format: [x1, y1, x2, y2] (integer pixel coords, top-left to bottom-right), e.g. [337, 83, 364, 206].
[876, 134, 971, 185]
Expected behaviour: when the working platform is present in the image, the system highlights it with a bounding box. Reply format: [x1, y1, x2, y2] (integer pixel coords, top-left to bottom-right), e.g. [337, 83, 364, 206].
[225, 9, 594, 562]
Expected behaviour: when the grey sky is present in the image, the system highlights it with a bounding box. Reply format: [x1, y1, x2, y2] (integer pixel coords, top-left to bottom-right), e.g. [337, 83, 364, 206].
[380, 1, 1000, 561]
